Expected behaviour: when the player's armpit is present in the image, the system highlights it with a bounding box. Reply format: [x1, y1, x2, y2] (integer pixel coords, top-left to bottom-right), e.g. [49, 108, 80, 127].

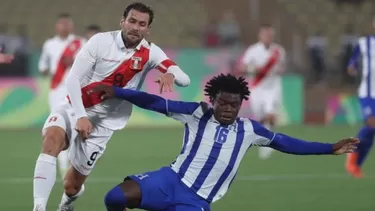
[268, 133, 334, 155]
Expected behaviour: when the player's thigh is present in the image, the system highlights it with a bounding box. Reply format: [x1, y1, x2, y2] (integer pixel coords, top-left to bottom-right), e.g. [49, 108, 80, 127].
[249, 92, 266, 120]
[68, 124, 113, 176]
[42, 105, 75, 154]
[263, 94, 279, 116]
[126, 167, 175, 210]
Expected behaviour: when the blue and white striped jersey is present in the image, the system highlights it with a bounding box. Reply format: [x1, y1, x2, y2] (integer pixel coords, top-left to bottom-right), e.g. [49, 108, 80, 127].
[349, 35, 375, 98]
[169, 102, 275, 203]
[113, 87, 335, 204]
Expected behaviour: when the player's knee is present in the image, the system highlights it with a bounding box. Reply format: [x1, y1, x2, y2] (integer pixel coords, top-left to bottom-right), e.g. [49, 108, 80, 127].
[366, 117, 375, 128]
[42, 126, 68, 156]
[63, 177, 82, 197]
[105, 184, 127, 211]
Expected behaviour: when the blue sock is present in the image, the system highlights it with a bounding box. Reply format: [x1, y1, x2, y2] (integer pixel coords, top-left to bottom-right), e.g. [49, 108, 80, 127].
[356, 126, 375, 166]
[104, 185, 127, 211]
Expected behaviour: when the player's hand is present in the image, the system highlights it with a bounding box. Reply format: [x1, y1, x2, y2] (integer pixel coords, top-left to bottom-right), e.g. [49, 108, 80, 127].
[89, 84, 115, 99]
[0, 53, 14, 64]
[347, 66, 357, 76]
[155, 73, 175, 94]
[332, 137, 360, 155]
[75, 117, 93, 140]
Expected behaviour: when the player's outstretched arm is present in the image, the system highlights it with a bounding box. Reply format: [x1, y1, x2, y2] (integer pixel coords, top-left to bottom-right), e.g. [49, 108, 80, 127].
[90, 84, 199, 115]
[268, 133, 359, 155]
[250, 120, 359, 155]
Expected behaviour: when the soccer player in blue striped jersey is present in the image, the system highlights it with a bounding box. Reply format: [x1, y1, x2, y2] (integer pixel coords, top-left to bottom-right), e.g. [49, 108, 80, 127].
[91, 74, 359, 211]
[346, 19, 375, 178]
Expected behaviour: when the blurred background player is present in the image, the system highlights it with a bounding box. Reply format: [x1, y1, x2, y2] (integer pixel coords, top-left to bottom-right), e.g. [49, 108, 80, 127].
[84, 24, 101, 40]
[237, 24, 286, 159]
[345, 16, 375, 178]
[38, 13, 85, 179]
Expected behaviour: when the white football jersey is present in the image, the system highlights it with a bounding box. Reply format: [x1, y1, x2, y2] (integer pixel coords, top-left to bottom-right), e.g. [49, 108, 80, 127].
[64, 30, 187, 130]
[240, 42, 285, 92]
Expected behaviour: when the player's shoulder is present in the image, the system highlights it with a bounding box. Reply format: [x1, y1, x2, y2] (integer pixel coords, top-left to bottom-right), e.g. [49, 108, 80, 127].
[42, 36, 57, 47]
[237, 117, 266, 132]
[149, 42, 164, 53]
[244, 42, 262, 54]
[189, 101, 213, 118]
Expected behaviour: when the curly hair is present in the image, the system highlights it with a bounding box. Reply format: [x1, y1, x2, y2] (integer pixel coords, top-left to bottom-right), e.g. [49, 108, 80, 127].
[204, 73, 250, 101]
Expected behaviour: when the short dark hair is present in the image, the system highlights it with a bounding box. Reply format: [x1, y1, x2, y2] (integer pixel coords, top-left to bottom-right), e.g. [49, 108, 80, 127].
[259, 23, 273, 29]
[86, 24, 101, 32]
[123, 2, 154, 25]
[204, 73, 250, 101]
[57, 13, 72, 19]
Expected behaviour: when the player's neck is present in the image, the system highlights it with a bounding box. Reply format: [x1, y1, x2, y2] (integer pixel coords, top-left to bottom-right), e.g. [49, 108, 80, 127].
[121, 32, 140, 49]
[58, 34, 70, 40]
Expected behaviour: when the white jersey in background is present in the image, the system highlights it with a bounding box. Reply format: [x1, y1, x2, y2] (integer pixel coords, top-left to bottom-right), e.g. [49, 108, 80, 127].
[39, 34, 86, 110]
[240, 42, 286, 119]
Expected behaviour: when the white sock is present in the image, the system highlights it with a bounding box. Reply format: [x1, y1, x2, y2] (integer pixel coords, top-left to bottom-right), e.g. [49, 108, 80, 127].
[33, 153, 57, 210]
[57, 150, 69, 179]
[59, 185, 85, 207]
[259, 123, 274, 159]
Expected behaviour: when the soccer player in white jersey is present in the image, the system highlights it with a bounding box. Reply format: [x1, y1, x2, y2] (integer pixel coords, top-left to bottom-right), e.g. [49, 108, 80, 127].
[32, 3, 190, 211]
[237, 24, 286, 160]
[38, 13, 86, 180]
[92, 74, 359, 211]
[345, 17, 375, 178]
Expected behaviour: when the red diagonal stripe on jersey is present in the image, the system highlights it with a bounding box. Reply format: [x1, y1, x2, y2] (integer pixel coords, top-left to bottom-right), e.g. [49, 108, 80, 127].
[52, 39, 82, 89]
[68, 46, 150, 108]
[252, 49, 280, 87]
[157, 59, 176, 73]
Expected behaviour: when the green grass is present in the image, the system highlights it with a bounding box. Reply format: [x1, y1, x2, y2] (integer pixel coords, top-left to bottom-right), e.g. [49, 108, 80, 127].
[1, 125, 374, 211]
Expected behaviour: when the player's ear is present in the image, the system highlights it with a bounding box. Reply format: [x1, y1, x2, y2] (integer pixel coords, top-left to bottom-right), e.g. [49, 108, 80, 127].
[120, 17, 125, 26]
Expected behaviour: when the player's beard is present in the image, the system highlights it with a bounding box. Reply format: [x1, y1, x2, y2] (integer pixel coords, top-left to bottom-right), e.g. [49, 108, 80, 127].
[125, 31, 142, 48]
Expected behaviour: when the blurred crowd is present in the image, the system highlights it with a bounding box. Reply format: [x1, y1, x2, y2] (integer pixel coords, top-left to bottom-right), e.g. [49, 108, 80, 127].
[0, 0, 371, 90]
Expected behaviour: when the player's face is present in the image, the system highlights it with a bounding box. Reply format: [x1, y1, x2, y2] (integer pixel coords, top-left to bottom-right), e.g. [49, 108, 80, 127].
[259, 28, 274, 45]
[121, 9, 150, 47]
[212, 92, 242, 125]
[55, 18, 73, 37]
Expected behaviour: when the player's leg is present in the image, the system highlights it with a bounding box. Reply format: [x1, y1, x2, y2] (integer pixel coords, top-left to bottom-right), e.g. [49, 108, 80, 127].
[57, 125, 113, 210]
[49, 90, 70, 180]
[346, 98, 375, 178]
[57, 149, 69, 179]
[256, 92, 277, 159]
[33, 112, 70, 211]
[104, 167, 175, 211]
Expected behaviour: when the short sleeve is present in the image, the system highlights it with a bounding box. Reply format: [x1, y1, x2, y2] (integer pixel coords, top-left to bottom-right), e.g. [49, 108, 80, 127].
[249, 120, 276, 146]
